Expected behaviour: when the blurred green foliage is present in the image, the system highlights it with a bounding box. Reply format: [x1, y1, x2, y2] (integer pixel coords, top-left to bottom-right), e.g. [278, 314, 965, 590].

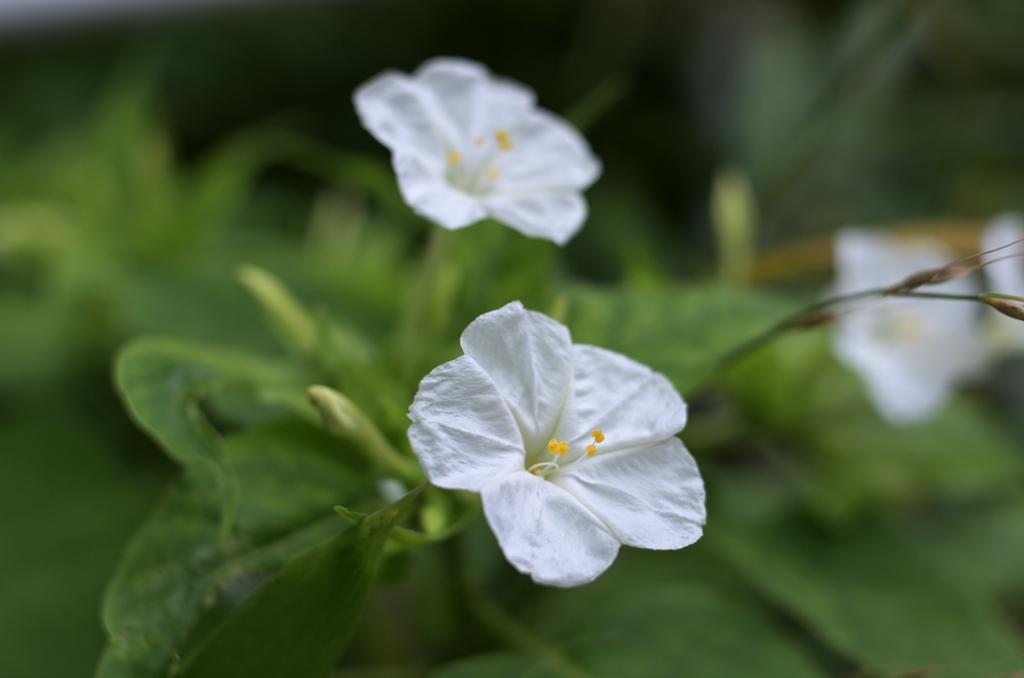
[2, 1, 1024, 677]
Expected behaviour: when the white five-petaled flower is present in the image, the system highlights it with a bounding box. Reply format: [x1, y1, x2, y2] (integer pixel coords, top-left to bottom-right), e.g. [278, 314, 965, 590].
[353, 57, 602, 245]
[407, 301, 705, 587]
[831, 227, 986, 425]
[981, 212, 1024, 351]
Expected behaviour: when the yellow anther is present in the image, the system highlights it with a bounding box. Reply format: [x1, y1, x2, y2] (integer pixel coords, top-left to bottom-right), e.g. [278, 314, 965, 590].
[558, 441, 569, 455]
[591, 429, 605, 443]
[496, 129, 512, 151]
[548, 439, 560, 454]
[447, 151, 462, 165]
[586, 444, 597, 456]
[485, 166, 500, 180]
[474, 136, 485, 146]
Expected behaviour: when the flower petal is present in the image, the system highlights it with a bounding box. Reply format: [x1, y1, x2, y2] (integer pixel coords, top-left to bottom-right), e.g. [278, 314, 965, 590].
[554, 344, 687, 454]
[482, 471, 620, 587]
[353, 70, 448, 162]
[553, 437, 705, 550]
[408, 355, 526, 491]
[494, 109, 602, 191]
[460, 302, 572, 456]
[483, 192, 588, 245]
[393, 154, 487, 229]
[414, 57, 536, 143]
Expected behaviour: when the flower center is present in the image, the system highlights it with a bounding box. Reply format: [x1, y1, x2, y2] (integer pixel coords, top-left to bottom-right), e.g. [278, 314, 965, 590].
[528, 429, 605, 478]
[445, 129, 513, 195]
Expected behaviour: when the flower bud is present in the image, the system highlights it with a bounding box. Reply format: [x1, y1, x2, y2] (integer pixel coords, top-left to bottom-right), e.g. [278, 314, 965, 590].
[237, 264, 316, 356]
[980, 293, 1024, 321]
[308, 385, 360, 436]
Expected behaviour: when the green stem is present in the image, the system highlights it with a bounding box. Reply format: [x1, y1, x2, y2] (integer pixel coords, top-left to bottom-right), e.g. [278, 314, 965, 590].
[716, 287, 992, 372]
[397, 226, 454, 374]
[451, 538, 592, 678]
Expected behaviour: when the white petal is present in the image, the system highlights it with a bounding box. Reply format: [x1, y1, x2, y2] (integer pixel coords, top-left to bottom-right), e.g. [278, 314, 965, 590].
[981, 214, 1024, 351]
[980, 212, 1024, 297]
[408, 355, 526, 491]
[459, 302, 572, 456]
[353, 70, 447, 162]
[414, 57, 536, 142]
[554, 344, 687, 454]
[483, 192, 588, 245]
[553, 437, 705, 550]
[392, 154, 487, 229]
[481, 471, 620, 587]
[493, 110, 602, 191]
[833, 297, 986, 425]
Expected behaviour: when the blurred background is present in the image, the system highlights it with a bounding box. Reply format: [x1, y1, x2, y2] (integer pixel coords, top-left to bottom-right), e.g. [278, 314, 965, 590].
[3, 0, 1024, 676]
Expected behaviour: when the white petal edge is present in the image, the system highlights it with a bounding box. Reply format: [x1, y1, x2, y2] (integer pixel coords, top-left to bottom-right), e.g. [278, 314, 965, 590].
[495, 109, 602, 191]
[553, 436, 705, 550]
[483, 191, 588, 245]
[353, 70, 447, 162]
[554, 344, 687, 454]
[459, 301, 573, 455]
[393, 154, 487, 229]
[408, 355, 526, 491]
[414, 57, 536, 142]
[481, 471, 620, 587]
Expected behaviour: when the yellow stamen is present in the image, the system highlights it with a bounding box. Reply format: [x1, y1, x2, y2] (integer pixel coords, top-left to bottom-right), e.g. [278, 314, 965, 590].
[548, 439, 560, 455]
[496, 129, 512, 151]
[485, 166, 500, 180]
[447, 151, 462, 165]
[558, 441, 569, 456]
[591, 429, 605, 443]
[586, 444, 597, 456]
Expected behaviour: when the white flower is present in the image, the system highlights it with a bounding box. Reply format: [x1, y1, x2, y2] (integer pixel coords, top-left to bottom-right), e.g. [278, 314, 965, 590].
[831, 227, 986, 425]
[353, 57, 602, 245]
[407, 301, 705, 587]
[981, 212, 1024, 351]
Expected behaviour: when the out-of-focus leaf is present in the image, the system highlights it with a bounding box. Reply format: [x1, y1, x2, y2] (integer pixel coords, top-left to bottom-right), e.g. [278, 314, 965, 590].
[713, 500, 1024, 678]
[726, 332, 1023, 515]
[567, 284, 796, 394]
[0, 411, 158, 678]
[179, 485, 425, 678]
[97, 421, 372, 678]
[114, 337, 315, 532]
[432, 583, 827, 678]
[430, 652, 548, 678]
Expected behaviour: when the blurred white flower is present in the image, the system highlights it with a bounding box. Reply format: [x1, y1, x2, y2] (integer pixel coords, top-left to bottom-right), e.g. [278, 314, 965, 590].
[407, 301, 704, 587]
[832, 227, 986, 425]
[353, 57, 601, 245]
[981, 212, 1024, 351]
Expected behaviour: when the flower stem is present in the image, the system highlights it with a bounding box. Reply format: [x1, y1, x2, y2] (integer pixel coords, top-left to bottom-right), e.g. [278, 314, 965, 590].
[451, 538, 593, 678]
[715, 286, 991, 372]
[397, 225, 454, 375]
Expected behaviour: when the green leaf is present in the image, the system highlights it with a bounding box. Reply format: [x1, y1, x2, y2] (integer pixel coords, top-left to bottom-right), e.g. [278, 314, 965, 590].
[725, 332, 1023, 515]
[713, 503, 1024, 677]
[0, 410, 158, 678]
[114, 337, 315, 534]
[180, 485, 426, 678]
[431, 584, 827, 678]
[96, 421, 371, 678]
[566, 284, 796, 394]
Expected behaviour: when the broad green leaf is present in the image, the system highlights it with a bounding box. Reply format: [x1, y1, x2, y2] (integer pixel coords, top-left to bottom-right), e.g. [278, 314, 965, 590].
[431, 584, 827, 678]
[114, 337, 315, 533]
[713, 503, 1024, 677]
[0, 411, 158, 678]
[566, 284, 796, 394]
[725, 332, 1022, 515]
[180, 485, 425, 678]
[430, 652, 548, 678]
[97, 421, 371, 678]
